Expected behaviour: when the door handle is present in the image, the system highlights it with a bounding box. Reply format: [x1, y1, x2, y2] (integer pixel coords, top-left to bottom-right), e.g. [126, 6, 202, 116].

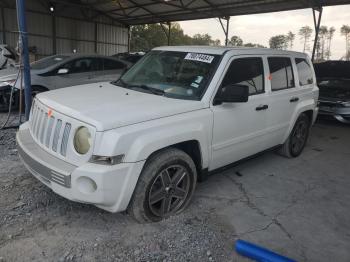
[255, 105, 269, 111]
[290, 97, 299, 103]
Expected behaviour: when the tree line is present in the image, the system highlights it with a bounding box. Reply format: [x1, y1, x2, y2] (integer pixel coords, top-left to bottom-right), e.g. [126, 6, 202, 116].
[269, 25, 350, 61]
[130, 23, 221, 51]
[130, 23, 350, 61]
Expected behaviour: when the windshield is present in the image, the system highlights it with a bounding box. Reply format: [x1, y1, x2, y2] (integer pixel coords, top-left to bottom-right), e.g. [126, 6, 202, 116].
[31, 55, 70, 70]
[117, 50, 221, 100]
[318, 79, 350, 89]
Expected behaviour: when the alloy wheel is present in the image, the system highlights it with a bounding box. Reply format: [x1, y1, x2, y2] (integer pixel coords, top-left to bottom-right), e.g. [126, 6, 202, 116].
[291, 119, 308, 155]
[148, 165, 191, 218]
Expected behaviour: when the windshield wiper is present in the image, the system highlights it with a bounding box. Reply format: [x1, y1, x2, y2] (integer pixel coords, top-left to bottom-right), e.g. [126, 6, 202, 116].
[111, 79, 165, 96]
[131, 84, 165, 96]
[111, 78, 127, 87]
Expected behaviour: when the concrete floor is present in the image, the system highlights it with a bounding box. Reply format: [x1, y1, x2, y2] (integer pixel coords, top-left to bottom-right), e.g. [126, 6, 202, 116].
[1, 118, 349, 261]
[195, 119, 350, 261]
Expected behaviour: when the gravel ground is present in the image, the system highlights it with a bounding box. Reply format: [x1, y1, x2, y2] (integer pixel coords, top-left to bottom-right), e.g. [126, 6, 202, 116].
[1, 112, 350, 262]
[0, 112, 241, 262]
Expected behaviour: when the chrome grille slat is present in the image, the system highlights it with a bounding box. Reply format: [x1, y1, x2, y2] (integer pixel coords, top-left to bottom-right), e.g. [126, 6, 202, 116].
[60, 123, 71, 156]
[52, 119, 62, 152]
[32, 105, 40, 134]
[45, 116, 55, 148]
[35, 110, 44, 139]
[40, 113, 49, 144]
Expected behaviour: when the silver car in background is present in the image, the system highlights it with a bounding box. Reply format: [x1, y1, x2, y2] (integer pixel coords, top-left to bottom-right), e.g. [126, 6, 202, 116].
[0, 54, 131, 110]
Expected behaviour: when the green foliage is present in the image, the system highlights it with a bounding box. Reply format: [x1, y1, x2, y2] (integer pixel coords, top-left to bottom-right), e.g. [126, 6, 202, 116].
[269, 35, 288, 50]
[341, 25, 350, 60]
[229, 36, 243, 46]
[130, 23, 221, 52]
[269, 32, 296, 50]
[243, 43, 266, 48]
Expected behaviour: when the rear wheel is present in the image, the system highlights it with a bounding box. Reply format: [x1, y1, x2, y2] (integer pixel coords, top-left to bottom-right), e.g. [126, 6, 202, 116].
[128, 148, 197, 223]
[279, 113, 310, 158]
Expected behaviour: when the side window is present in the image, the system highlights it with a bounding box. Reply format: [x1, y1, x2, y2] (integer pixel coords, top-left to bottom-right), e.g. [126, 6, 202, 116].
[61, 58, 101, 74]
[103, 59, 125, 70]
[295, 58, 314, 86]
[268, 57, 295, 91]
[221, 57, 265, 95]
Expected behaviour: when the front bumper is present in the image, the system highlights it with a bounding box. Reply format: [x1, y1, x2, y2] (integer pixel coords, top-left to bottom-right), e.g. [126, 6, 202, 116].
[17, 123, 145, 213]
[318, 101, 350, 124]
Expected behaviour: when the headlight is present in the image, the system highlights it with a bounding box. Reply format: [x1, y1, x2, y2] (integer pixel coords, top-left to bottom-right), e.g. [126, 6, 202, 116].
[73, 126, 92, 154]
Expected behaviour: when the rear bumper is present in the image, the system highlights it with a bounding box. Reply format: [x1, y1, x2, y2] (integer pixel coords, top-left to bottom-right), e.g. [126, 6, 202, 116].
[17, 122, 145, 212]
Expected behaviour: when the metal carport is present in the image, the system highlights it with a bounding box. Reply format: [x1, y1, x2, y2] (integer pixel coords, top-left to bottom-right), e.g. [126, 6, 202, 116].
[7, 0, 350, 119]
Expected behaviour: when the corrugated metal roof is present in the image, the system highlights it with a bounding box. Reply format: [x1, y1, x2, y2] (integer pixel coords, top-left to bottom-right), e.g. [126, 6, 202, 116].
[42, 0, 350, 25]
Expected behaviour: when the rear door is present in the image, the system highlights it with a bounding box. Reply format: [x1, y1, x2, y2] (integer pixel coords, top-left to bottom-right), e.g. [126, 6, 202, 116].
[210, 55, 270, 170]
[264, 56, 301, 147]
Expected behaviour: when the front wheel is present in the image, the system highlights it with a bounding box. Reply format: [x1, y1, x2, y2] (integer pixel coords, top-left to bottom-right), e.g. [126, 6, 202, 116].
[279, 113, 310, 158]
[128, 148, 197, 223]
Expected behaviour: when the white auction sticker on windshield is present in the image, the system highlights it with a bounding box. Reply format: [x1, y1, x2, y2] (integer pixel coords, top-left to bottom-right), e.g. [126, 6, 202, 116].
[185, 53, 214, 64]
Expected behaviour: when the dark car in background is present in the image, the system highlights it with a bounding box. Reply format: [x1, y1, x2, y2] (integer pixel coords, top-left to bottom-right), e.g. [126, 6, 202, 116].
[314, 61, 350, 124]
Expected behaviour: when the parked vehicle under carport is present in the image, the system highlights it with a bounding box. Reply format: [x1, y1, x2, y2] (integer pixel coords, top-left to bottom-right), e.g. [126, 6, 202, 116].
[314, 61, 350, 124]
[0, 54, 131, 111]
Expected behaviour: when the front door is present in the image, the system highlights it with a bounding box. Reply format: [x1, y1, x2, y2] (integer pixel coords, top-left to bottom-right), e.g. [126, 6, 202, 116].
[210, 56, 270, 170]
[51, 57, 100, 89]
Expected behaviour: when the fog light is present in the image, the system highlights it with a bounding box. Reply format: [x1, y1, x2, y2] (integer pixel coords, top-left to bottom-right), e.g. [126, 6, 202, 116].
[77, 176, 97, 194]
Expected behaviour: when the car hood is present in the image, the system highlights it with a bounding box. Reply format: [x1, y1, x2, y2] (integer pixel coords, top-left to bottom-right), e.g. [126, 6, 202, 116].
[319, 86, 350, 102]
[37, 82, 207, 131]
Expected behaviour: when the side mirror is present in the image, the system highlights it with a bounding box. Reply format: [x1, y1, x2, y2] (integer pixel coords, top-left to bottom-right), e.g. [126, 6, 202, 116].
[57, 68, 69, 75]
[214, 84, 249, 105]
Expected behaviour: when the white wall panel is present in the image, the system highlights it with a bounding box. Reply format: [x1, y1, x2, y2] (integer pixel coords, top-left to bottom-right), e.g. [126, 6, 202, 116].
[1, 7, 128, 58]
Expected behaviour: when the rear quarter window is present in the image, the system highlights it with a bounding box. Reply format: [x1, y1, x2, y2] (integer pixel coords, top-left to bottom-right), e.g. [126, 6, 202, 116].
[295, 58, 314, 86]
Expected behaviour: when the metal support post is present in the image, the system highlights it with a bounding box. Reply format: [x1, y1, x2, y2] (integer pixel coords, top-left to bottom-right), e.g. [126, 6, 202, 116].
[219, 16, 230, 46]
[16, 0, 31, 121]
[160, 22, 171, 46]
[311, 7, 323, 62]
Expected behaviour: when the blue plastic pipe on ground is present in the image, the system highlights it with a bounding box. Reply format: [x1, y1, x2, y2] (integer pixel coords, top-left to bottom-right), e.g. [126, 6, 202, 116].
[235, 239, 297, 262]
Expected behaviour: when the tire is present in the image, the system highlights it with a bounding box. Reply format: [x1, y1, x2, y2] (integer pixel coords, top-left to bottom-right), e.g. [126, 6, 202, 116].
[279, 113, 310, 158]
[128, 148, 197, 223]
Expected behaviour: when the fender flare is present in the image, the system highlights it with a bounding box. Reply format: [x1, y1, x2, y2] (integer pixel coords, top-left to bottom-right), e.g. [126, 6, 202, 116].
[282, 100, 315, 142]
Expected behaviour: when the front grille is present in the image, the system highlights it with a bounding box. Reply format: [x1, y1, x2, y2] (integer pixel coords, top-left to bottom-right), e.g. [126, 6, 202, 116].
[30, 101, 72, 158]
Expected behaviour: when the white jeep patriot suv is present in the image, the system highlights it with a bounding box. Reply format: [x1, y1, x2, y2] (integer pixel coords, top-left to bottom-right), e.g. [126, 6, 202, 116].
[17, 46, 319, 222]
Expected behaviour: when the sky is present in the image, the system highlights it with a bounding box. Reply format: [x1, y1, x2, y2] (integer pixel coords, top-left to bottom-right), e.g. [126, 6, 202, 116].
[178, 5, 350, 59]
